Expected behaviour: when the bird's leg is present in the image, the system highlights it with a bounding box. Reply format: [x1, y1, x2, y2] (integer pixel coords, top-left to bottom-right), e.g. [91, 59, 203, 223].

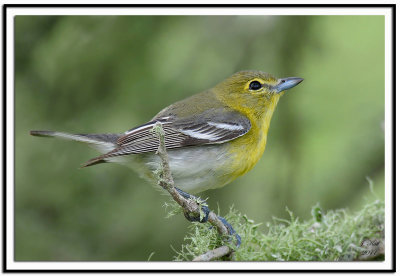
[174, 187, 241, 247]
[217, 216, 241, 247]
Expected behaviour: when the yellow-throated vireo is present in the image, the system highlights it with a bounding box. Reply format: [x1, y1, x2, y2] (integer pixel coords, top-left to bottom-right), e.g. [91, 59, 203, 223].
[31, 71, 303, 194]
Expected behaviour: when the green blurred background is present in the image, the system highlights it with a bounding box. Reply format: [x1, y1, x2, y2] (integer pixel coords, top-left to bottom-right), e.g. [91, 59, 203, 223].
[15, 15, 385, 261]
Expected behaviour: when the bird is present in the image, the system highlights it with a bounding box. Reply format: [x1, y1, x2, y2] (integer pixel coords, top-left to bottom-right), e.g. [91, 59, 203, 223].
[30, 71, 303, 195]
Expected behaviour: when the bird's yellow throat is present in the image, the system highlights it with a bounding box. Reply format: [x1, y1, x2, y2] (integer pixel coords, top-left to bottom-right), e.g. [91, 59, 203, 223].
[220, 92, 282, 179]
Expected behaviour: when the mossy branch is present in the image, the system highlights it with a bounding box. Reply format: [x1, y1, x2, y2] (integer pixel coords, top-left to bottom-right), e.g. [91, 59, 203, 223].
[173, 200, 385, 261]
[151, 122, 235, 261]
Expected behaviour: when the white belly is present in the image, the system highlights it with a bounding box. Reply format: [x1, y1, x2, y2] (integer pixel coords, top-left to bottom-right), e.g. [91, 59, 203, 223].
[112, 144, 234, 194]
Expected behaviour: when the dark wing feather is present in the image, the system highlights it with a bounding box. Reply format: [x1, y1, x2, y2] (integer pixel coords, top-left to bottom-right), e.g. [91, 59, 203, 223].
[82, 109, 251, 167]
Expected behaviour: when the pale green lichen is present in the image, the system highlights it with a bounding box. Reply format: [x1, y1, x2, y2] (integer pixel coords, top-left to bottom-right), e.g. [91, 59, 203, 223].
[172, 200, 384, 261]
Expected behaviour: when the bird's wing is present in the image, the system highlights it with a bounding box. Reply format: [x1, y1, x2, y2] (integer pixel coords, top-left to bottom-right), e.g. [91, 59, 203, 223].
[83, 109, 250, 166]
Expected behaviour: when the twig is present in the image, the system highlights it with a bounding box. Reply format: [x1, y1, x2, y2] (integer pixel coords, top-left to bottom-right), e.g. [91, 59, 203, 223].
[192, 245, 231, 261]
[151, 122, 234, 260]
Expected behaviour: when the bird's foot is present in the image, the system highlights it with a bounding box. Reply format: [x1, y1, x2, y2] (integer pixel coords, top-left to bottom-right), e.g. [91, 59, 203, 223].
[175, 187, 209, 223]
[175, 187, 241, 247]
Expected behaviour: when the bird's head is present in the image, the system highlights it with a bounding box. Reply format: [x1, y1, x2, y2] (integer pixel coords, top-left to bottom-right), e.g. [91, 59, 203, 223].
[214, 70, 303, 117]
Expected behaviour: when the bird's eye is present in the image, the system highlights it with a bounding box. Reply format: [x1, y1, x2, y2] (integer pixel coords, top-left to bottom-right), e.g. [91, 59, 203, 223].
[249, 81, 262, 91]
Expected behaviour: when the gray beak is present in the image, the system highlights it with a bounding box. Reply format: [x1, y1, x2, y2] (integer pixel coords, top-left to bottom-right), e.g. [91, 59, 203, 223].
[275, 77, 304, 93]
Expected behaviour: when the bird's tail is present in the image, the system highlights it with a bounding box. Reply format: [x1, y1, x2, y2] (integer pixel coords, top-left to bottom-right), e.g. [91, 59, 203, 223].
[30, 130, 121, 167]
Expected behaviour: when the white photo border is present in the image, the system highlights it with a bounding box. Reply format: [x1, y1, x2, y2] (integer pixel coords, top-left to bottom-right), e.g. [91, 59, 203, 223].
[4, 4, 395, 272]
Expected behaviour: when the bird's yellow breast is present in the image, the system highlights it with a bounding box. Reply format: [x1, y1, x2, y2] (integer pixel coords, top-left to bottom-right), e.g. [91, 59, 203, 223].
[226, 94, 281, 179]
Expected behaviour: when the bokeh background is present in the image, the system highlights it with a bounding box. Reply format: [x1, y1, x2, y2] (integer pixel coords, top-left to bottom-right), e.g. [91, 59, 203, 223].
[15, 15, 385, 261]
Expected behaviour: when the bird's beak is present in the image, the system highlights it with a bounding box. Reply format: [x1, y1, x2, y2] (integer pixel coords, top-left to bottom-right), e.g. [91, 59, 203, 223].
[274, 77, 304, 93]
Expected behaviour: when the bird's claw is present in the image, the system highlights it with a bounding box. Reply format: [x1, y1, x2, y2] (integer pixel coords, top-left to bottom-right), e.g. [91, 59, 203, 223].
[176, 187, 210, 223]
[183, 205, 210, 223]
